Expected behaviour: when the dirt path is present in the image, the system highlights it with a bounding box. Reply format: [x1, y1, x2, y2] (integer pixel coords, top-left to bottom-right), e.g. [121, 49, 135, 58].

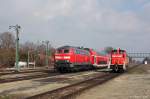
[0, 71, 103, 99]
[77, 64, 150, 99]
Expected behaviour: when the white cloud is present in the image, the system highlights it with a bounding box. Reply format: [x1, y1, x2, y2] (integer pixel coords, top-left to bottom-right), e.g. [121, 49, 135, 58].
[32, 0, 74, 20]
[0, 0, 150, 51]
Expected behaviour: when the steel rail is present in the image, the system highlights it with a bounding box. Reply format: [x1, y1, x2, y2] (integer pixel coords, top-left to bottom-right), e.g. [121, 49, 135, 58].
[26, 73, 118, 99]
[26, 64, 141, 99]
[0, 72, 59, 84]
[0, 69, 53, 76]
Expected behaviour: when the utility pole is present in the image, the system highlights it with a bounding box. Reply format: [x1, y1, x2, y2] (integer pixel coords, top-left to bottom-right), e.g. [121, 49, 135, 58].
[34, 49, 39, 69]
[9, 24, 21, 72]
[27, 50, 30, 68]
[42, 41, 49, 67]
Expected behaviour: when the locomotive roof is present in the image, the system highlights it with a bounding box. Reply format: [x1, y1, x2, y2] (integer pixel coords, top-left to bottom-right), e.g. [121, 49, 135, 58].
[57, 46, 84, 50]
[57, 46, 72, 49]
[84, 48, 90, 51]
[112, 48, 125, 52]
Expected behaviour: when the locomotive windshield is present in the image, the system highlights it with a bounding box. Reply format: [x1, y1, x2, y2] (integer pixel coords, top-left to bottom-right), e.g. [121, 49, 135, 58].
[57, 49, 63, 53]
[112, 49, 125, 54]
[112, 50, 117, 54]
[119, 50, 125, 54]
[56, 49, 70, 54]
[64, 49, 69, 53]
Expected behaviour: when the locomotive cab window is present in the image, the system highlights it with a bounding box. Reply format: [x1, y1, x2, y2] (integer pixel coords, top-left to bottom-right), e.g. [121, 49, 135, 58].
[119, 50, 125, 54]
[57, 49, 63, 53]
[64, 49, 70, 53]
[112, 50, 117, 54]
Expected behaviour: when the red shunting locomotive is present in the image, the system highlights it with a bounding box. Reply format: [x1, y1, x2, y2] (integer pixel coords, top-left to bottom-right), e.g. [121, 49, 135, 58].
[108, 48, 129, 72]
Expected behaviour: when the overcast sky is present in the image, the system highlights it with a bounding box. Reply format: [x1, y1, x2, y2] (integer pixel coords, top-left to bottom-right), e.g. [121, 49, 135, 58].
[0, 0, 150, 52]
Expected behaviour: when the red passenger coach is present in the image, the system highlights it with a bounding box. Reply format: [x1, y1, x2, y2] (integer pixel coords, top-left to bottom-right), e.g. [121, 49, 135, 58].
[108, 48, 129, 72]
[54, 46, 92, 72]
[84, 48, 110, 68]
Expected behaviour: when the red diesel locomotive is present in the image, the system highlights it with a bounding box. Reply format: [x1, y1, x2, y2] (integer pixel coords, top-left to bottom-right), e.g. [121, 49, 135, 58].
[108, 48, 129, 72]
[54, 46, 109, 72]
[54, 46, 91, 72]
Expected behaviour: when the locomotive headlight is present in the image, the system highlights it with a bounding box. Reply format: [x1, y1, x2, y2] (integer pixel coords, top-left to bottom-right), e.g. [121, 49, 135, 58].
[70, 64, 74, 67]
[55, 56, 62, 59]
[112, 55, 122, 58]
[66, 60, 70, 62]
[55, 60, 58, 62]
[64, 56, 70, 59]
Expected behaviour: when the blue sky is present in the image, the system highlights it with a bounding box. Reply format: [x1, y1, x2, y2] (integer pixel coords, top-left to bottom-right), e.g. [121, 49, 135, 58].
[0, 0, 150, 52]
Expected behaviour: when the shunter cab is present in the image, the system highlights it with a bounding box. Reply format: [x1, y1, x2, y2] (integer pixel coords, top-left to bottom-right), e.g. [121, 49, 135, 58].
[108, 48, 129, 72]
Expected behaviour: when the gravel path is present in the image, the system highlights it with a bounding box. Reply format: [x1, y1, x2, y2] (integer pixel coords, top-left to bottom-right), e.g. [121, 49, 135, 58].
[77, 64, 150, 99]
[0, 70, 103, 99]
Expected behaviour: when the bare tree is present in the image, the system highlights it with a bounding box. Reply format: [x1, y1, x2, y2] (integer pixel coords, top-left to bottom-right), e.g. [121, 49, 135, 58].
[0, 32, 15, 49]
[0, 32, 15, 68]
[20, 41, 37, 51]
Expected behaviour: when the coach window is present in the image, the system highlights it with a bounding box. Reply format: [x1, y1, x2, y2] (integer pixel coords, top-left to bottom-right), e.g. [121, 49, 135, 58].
[77, 50, 80, 54]
[86, 51, 89, 55]
[75, 49, 77, 54]
[83, 51, 86, 55]
[80, 50, 83, 55]
[78, 50, 80, 54]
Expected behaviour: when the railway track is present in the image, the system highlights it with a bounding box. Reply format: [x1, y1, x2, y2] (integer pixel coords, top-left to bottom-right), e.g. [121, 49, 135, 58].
[0, 64, 141, 99]
[0, 69, 53, 76]
[0, 72, 59, 84]
[0, 64, 139, 82]
[127, 64, 142, 71]
[0, 68, 40, 73]
[26, 64, 140, 99]
[26, 72, 118, 99]
[0, 69, 97, 84]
